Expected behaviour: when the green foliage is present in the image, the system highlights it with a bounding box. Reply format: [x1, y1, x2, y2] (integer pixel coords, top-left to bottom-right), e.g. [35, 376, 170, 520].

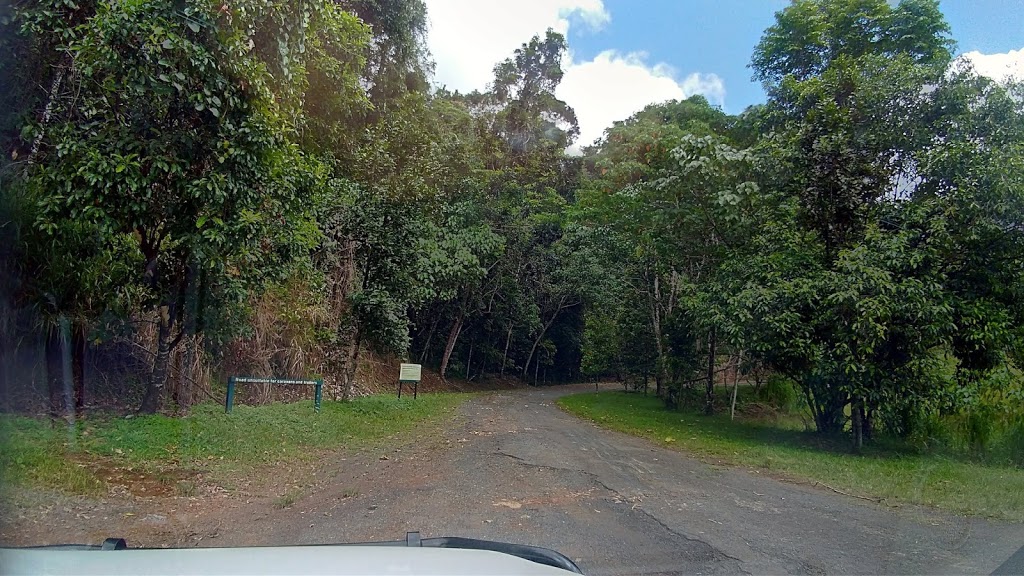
[489, 29, 579, 153]
[718, 0, 1024, 440]
[759, 375, 800, 411]
[4, 0, 1023, 468]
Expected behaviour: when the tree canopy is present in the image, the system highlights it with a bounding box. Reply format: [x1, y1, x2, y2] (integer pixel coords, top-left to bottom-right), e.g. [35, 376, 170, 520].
[2, 0, 1022, 457]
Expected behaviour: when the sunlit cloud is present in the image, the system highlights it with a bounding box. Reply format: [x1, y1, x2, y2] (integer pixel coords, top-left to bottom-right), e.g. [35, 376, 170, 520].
[959, 47, 1024, 84]
[424, 0, 610, 93]
[423, 1, 727, 153]
[558, 51, 726, 151]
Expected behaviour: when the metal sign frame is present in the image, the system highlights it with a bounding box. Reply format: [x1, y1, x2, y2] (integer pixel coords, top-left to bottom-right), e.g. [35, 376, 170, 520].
[225, 376, 323, 413]
[397, 363, 422, 399]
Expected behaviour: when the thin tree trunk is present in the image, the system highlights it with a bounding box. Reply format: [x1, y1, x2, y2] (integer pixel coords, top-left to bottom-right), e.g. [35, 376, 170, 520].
[730, 352, 742, 421]
[802, 382, 823, 431]
[332, 237, 358, 401]
[650, 273, 666, 397]
[534, 350, 540, 386]
[179, 336, 197, 412]
[851, 396, 864, 453]
[29, 58, 68, 162]
[140, 305, 173, 413]
[466, 340, 474, 380]
[439, 312, 464, 382]
[523, 297, 565, 379]
[59, 316, 76, 446]
[341, 327, 362, 402]
[500, 322, 514, 376]
[418, 315, 440, 364]
[704, 327, 716, 415]
[45, 324, 63, 417]
[72, 320, 85, 412]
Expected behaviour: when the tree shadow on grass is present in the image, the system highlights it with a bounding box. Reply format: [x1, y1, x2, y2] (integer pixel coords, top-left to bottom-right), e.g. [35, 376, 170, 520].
[577, 390, 926, 462]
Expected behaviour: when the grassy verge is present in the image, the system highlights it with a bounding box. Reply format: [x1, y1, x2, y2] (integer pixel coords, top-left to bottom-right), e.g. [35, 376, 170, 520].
[558, 391, 1024, 521]
[1, 393, 469, 495]
[0, 416, 106, 495]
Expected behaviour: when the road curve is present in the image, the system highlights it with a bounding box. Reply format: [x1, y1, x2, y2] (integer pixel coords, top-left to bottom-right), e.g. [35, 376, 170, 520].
[213, 383, 1024, 575]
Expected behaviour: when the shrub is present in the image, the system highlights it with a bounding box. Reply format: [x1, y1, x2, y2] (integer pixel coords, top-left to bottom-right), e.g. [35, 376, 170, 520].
[965, 408, 996, 455]
[904, 410, 954, 452]
[759, 374, 799, 411]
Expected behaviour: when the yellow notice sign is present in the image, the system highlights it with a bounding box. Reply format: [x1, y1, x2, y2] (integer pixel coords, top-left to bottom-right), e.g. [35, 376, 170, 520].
[399, 363, 422, 382]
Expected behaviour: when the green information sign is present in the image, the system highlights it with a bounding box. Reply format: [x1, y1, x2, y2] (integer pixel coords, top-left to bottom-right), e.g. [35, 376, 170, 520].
[225, 376, 323, 414]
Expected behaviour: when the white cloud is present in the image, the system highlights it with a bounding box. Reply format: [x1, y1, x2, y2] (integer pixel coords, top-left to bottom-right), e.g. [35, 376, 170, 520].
[424, 1, 727, 153]
[558, 51, 726, 150]
[959, 48, 1024, 84]
[424, 0, 609, 94]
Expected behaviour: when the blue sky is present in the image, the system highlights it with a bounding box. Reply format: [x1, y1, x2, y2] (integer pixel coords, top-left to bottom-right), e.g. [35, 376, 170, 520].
[424, 0, 1024, 148]
[566, 0, 787, 114]
[566, 0, 1024, 114]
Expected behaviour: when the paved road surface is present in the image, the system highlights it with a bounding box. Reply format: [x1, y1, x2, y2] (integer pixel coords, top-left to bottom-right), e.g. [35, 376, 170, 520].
[212, 384, 1024, 575]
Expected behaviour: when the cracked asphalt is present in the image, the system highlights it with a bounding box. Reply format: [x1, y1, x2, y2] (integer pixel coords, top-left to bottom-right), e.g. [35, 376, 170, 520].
[209, 384, 1024, 575]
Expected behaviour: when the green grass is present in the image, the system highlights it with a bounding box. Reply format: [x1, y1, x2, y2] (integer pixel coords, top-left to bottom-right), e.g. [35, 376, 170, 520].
[0, 417, 105, 495]
[559, 391, 1024, 521]
[1, 393, 469, 494]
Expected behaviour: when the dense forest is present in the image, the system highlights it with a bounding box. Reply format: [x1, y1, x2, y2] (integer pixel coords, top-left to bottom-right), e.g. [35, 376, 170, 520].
[1, 0, 1022, 452]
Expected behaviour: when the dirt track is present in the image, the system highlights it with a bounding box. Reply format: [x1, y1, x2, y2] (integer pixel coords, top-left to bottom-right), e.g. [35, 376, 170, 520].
[5, 383, 1024, 575]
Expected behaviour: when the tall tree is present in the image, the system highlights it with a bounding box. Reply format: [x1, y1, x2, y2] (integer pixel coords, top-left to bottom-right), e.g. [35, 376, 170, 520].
[14, 0, 367, 412]
[737, 0, 1024, 447]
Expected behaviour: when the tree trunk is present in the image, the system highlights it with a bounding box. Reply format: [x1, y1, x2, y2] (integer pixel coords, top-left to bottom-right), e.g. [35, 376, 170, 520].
[177, 336, 197, 412]
[29, 57, 68, 163]
[534, 350, 540, 386]
[45, 324, 63, 417]
[466, 340, 474, 380]
[704, 327, 716, 415]
[851, 396, 864, 453]
[500, 321, 514, 376]
[331, 236, 359, 401]
[341, 327, 362, 402]
[58, 316, 76, 441]
[72, 320, 85, 412]
[140, 305, 173, 414]
[439, 312, 464, 382]
[650, 274, 667, 397]
[730, 352, 742, 420]
[523, 297, 565, 379]
[418, 315, 440, 364]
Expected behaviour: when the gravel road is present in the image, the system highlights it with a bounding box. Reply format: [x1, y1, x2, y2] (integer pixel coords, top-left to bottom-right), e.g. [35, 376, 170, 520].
[203, 383, 1024, 575]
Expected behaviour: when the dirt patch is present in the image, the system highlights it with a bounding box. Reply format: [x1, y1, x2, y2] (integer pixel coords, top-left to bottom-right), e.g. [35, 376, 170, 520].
[68, 454, 199, 498]
[0, 409, 457, 549]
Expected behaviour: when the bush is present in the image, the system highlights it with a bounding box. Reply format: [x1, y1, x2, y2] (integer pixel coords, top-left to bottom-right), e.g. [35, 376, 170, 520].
[965, 408, 996, 454]
[904, 410, 954, 452]
[1002, 419, 1024, 467]
[986, 416, 1024, 467]
[759, 374, 799, 411]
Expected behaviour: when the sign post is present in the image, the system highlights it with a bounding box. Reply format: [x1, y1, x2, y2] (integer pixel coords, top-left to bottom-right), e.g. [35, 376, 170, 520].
[398, 363, 422, 399]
